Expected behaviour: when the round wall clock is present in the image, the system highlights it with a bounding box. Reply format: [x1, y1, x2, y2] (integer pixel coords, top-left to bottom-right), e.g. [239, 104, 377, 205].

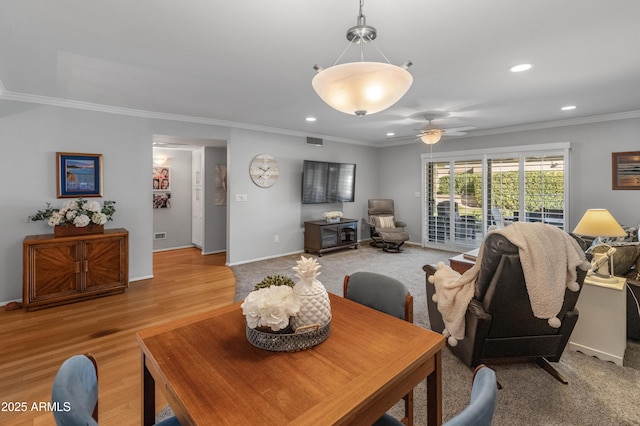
[249, 154, 279, 188]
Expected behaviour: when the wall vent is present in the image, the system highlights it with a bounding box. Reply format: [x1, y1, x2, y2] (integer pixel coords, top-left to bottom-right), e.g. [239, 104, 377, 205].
[154, 232, 167, 240]
[306, 137, 323, 146]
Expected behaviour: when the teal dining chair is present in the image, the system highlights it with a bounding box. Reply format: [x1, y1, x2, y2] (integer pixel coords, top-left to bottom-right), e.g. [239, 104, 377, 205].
[373, 364, 498, 426]
[344, 271, 414, 426]
[52, 354, 181, 426]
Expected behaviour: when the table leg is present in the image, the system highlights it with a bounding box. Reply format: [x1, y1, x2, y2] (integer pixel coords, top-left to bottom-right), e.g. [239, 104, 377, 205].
[426, 350, 443, 425]
[142, 352, 156, 426]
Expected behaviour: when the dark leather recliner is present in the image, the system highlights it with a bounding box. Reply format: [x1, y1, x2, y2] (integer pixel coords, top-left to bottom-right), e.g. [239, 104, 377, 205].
[424, 232, 588, 383]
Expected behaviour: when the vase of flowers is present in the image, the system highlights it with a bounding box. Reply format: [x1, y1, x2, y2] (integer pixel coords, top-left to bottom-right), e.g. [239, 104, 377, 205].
[241, 260, 332, 351]
[323, 211, 343, 223]
[241, 275, 299, 332]
[28, 198, 116, 237]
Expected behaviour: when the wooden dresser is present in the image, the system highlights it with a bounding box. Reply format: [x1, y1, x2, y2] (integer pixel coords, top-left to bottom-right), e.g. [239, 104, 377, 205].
[23, 228, 129, 311]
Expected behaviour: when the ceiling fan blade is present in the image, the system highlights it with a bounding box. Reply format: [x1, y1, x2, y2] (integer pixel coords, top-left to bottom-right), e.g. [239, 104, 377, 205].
[441, 125, 476, 134]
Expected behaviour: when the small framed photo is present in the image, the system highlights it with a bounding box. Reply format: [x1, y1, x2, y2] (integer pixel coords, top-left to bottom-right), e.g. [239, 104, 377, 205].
[153, 192, 172, 209]
[57, 152, 103, 198]
[153, 166, 171, 191]
[612, 151, 640, 190]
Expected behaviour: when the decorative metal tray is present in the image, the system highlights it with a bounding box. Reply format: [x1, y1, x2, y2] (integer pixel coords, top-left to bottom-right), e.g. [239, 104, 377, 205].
[246, 320, 331, 352]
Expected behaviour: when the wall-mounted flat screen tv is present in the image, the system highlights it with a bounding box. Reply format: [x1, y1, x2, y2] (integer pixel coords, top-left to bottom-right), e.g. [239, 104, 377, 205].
[302, 160, 356, 204]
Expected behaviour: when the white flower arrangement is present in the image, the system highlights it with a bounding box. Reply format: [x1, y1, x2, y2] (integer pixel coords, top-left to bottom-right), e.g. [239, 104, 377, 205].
[28, 198, 116, 228]
[322, 211, 343, 219]
[241, 285, 301, 331]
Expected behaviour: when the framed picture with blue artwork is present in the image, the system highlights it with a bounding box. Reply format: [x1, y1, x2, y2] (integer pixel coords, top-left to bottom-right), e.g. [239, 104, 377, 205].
[56, 152, 103, 198]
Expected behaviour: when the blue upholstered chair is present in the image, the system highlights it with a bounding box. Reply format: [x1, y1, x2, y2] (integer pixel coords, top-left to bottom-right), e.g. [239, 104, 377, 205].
[51, 354, 99, 426]
[52, 354, 181, 426]
[373, 365, 498, 426]
[344, 272, 414, 426]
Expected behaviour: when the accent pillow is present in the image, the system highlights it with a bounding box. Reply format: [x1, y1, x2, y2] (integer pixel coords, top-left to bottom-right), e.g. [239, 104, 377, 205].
[375, 215, 396, 229]
[592, 243, 640, 275]
[603, 224, 638, 243]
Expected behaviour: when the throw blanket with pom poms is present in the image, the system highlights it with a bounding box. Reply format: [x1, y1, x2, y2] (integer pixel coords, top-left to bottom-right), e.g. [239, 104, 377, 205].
[430, 222, 590, 346]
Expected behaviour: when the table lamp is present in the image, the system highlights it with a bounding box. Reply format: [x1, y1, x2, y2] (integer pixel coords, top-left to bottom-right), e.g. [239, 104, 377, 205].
[573, 209, 626, 284]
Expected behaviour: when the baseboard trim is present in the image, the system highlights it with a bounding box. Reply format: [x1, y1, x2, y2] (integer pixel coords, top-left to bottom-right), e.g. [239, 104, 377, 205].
[569, 341, 624, 366]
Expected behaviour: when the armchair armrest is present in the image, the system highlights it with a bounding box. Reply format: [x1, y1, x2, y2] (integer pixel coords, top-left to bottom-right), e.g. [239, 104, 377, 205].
[447, 299, 493, 367]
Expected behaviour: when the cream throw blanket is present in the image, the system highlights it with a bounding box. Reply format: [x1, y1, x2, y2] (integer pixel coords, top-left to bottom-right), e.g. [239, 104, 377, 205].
[430, 222, 590, 346]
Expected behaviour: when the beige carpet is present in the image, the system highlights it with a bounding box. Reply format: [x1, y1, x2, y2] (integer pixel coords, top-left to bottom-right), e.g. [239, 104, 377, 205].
[231, 243, 640, 426]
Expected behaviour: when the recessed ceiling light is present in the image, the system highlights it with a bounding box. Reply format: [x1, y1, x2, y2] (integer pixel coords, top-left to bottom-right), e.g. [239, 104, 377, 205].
[386, 132, 395, 137]
[305, 116, 316, 122]
[509, 63, 533, 73]
[561, 105, 576, 111]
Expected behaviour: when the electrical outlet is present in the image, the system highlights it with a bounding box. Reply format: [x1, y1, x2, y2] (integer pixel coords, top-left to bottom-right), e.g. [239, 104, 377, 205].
[274, 235, 279, 243]
[234, 194, 248, 202]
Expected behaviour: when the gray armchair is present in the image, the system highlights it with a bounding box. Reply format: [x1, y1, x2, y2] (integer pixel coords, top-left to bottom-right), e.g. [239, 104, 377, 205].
[367, 199, 410, 252]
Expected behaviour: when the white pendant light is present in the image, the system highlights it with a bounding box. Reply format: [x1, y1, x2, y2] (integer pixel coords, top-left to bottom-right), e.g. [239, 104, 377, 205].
[312, 1, 413, 117]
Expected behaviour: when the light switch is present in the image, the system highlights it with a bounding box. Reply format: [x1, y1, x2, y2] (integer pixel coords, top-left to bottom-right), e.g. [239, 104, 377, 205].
[234, 194, 248, 202]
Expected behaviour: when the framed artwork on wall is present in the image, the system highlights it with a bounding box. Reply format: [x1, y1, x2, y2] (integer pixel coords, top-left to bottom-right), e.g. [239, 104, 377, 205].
[57, 152, 103, 198]
[153, 192, 171, 209]
[215, 164, 227, 206]
[153, 166, 171, 191]
[612, 151, 640, 190]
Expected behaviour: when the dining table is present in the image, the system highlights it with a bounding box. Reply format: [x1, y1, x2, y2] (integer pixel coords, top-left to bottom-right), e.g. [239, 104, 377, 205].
[137, 292, 446, 425]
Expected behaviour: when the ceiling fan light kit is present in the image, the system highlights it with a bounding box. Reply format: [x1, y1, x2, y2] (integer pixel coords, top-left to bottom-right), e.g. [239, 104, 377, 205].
[312, 0, 413, 117]
[420, 130, 443, 145]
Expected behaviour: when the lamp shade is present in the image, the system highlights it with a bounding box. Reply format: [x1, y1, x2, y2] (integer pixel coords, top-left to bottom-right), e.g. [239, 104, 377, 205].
[572, 209, 626, 237]
[420, 130, 442, 145]
[312, 62, 413, 116]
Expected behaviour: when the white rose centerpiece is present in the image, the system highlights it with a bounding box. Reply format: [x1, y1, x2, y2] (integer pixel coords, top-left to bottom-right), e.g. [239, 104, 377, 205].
[242, 257, 332, 351]
[241, 285, 300, 332]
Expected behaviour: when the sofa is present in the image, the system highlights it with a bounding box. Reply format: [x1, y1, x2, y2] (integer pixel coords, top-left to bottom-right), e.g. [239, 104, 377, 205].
[592, 222, 640, 341]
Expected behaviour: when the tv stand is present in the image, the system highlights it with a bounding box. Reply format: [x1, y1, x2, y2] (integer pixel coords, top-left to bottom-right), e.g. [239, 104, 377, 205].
[304, 219, 358, 256]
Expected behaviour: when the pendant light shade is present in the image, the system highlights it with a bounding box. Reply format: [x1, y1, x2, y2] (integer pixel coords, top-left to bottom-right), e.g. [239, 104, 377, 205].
[312, 0, 413, 117]
[420, 130, 443, 145]
[312, 62, 413, 117]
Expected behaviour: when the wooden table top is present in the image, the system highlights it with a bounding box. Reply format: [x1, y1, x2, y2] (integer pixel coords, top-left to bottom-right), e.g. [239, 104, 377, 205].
[137, 293, 445, 425]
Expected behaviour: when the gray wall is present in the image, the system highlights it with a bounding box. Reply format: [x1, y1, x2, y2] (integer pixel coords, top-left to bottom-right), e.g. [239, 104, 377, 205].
[225, 128, 379, 265]
[0, 100, 231, 303]
[203, 146, 227, 254]
[152, 148, 193, 251]
[0, 99, 377, 303]
[377, 117, 640, 243]
[1, 97, 638, 304]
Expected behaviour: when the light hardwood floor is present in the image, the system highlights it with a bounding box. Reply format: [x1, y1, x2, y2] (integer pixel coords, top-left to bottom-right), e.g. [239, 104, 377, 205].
[0, 248, 235, 426]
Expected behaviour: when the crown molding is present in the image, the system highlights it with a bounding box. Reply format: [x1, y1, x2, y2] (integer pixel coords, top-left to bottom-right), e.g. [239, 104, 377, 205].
[461, 110, 640, 137]
[2, 79, 638, 149]
[374, 110, 640, 148]
[0, 83, 368, 146]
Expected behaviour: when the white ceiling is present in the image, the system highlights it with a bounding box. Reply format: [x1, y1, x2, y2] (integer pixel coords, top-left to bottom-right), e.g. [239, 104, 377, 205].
[2, 0, 640, 146]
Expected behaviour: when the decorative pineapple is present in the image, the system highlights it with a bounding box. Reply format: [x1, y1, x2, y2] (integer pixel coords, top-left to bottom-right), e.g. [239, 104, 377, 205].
[290, 256, 331, 330]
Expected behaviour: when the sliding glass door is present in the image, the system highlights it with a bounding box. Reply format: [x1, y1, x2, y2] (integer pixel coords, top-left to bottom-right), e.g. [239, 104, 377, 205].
[423, 143, 569, 251]
[426, 158, 483, 249]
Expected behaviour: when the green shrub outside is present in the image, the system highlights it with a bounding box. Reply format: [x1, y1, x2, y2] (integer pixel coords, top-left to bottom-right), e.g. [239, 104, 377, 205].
[436, 170, 564, 217]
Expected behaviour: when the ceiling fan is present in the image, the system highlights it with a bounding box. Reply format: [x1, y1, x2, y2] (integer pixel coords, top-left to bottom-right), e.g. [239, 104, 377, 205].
[385, 111, 475, 144]
[414, 113, 475, 145]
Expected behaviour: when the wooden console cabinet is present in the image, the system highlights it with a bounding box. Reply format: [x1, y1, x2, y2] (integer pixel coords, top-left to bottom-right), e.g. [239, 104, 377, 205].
[23, 228, 129, 311]
[304, 219, 358, 256]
